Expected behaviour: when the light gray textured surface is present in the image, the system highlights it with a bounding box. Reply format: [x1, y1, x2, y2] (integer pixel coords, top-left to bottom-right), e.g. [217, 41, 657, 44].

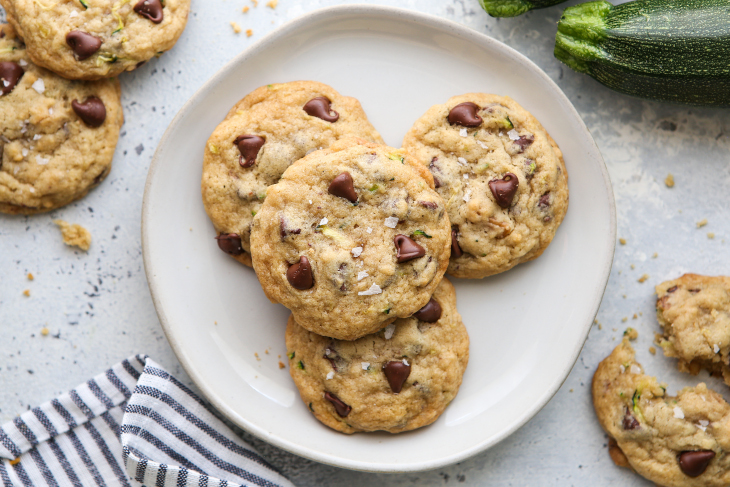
[1, 1, 729, 485]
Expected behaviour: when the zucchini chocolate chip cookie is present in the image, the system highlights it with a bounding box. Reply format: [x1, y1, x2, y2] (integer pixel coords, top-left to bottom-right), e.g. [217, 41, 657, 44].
[402, 94, 568, 279]
[202, 81, 383, 267]
[0, 0, 189, 80]
[656, 274, 730, 385]
[250, 137, 450, 340]
[285, 278, 469, 434]
[0, 24, 123, 215]
[593, 337, 730, 487]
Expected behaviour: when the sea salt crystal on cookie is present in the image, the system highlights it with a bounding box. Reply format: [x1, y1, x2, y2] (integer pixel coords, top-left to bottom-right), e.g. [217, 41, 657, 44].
[358, 284, 382, 296]
[384, 323, 395, 340]
[326, 371, 334, 380]
[508, 129, 520, 141]
[459, 128, 468, 137]
[457, 157, 467, 166]
[384, 216, 398, 228]
[630, 364, 641, 375]
[351, 246, 363, 257]
[674, 406, 685, 419]
[714, 344, 720, 353]
[357, 271, 369, 281]
[36, 155, 49, 165]
[318, 217, 328, 226]
[32, 79, 45, 94]
[361, 362, 370, 370]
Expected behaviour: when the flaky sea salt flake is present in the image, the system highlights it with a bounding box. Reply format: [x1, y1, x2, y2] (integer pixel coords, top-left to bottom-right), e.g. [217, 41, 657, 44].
[32, 78, 45, 94]
[351, 246, 363, 258]
[674, 406, 685, 419]
[459, 128, 468, 137]
[508, 129, 520, 140]
[457, 157, 467, 166]
[384, 216, 398, 228]
[326, 371, 334, 380]
[357, 271, 369, 281]
[361, 362, 370, 370]
[318, 217, 328, 226]
[384, 323, 395, 340]
[714, 344, 720, 353]
[358, 283, 382, 296]
[36, 155, 49, 165]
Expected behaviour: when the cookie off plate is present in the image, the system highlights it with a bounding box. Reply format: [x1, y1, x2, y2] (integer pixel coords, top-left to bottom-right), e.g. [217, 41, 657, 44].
[142, 5, 615, 472]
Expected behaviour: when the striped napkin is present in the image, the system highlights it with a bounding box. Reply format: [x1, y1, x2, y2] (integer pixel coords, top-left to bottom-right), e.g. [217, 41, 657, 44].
[0, 355, 295, 487]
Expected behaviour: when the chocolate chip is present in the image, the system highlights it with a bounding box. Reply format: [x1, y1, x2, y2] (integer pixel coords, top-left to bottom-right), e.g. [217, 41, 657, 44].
[0, 62, 23, 95]
[451, 229, 463, 258]
[489, 172, 519, 208]
[134, 0, 164, 23]
[279, 216, 301, 238]
[328, 172, 357, 202]
[72, 97, 107, 127]
[215, 233, 244, 255]
[514, 134, 534, 152]
[303, 97, 339, 122]
[679, 450, 715, 477]
[689, 289, 701, 294]
[287, 256, 314, 290]
[234, 135, 265, 168]
[622, 407, 640, 430]
[539, 192, 550, 208]
[324, 392, 351, 417]
[394, 235, 425, 263]
[414, 298, 442, 322]
[448, 102, 482, 127]
[66, 31, 102, 60]
[383, 361, 411, 393]
[667, 285, 678, 293]
[419, 201, 438, 209]
[429, 157, 442, 188]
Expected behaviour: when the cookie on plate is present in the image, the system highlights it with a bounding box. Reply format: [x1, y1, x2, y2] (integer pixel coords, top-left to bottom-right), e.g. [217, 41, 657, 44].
[250, 137, 450, 340]
[656, 274, 730, 385]
[286, 277, 469, 434]
[0, 23, 123, 215]
[593, 337, 730, 487]
[402, 94, 568, 279]
[202, 81, 384, 267]
[0, 0, 189, 80]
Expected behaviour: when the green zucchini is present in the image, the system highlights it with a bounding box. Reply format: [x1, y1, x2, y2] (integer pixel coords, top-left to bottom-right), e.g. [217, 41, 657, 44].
[478, 0, 567, 17]
[555, 0, 730, 106]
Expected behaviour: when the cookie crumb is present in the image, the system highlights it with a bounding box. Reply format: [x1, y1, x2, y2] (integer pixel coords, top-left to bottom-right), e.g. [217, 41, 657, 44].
[278, 361, 285, 369]
[630, 264, 635, 269]
[23, 289, 30, 297]
[598, 323, 603, 330]
[632, 314, 637, 319]
[652, 252, 658, 258]
[246, 29, 253, 37]
[664, 173, 674, 188]
[27, 273, 34, 280]
[254, 352, 260, 361]
[9, 458, 21, 466]
[649, 346, 656, 355]
[264, 349, 269, 355]
[619, 238, 626, 245]
[623, 328, 638, 340]
[230, 21, 242, 34]
[41, 327, 49, 336]
[638, 274, 649, 283]
[251, 0, 258, 5]
[266, 0, 278, 8]
[569, 388, 574, 393]
[708, 232, 715, 239]
[621, 317, 627, 322]
[242, 5, 250, 12]
[697, 219, 708, 228]
[54, 220, 91, 251]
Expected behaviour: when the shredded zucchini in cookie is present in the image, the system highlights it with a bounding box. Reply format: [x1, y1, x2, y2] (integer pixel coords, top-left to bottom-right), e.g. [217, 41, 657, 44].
[112, 0, 131, 33]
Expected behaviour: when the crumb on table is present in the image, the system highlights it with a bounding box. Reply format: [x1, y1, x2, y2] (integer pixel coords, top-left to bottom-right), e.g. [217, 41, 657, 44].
[619, 238, 626, 245]
[266, 0, 278, 8]
[638, 274, 649, 283]
[246, 29, 253, 37]
[254, 352, 260, 361]
[697, 219, 708, 228]
[652, 252, 658, 258]
[251, 0, 258, 6]
[621, 317, 627, 322]
[242, 5, 250, 12]
[708, 232, 715, 239]
[41, 327, 49, 336]
[278, 361, 285, 369]
[230, 21, 242, 33]
[665, 174, 674, 188]
[23, 289, 30, 297]
[649, 346, 656, 355]
[54, 220, 91, 251]
[27, 273, 34, 280]
[624, 328, 638, 340]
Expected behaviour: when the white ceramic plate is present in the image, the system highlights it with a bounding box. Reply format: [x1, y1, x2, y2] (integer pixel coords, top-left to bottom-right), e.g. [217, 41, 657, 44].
[142, 5, 615, 473]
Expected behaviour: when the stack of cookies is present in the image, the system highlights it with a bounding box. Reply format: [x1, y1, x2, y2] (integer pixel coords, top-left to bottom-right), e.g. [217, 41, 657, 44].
[0, 0, 189, 214]
[201, 81, 569, 433]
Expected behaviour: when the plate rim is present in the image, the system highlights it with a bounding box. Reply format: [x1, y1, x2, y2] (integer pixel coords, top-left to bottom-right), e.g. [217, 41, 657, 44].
[142, 3, 616, 473]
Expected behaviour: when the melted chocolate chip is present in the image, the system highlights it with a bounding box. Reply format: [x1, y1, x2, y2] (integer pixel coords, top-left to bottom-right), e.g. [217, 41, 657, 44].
[514, 134, 534, 152]
[394, 234, 425, 263]
[303, 97, 339, 122]
[279, 216, 301, 239]
[134, 0, 164, 23]
[72, 97, 107, 127]
[324, 392, 351, 417]
[328, 172, 357, 202]
[419, 201, 438, 209]
[489, 172, 519, 208]
[679, 450, 715, 477]
[414, 298, 442, 323]
[448, 102, 482, 127]
[287, 256, 313, 290]
[66, 31, 102, 60]
[667, 285, 678, 293]
[429, 157, 442, 188]
[215, 233, 244, 255]
[234, 135, 265, 168]
[451, 229, 463, 258]
[383, 361, 411, 394]
[622, 407, 640, 430]
[0, 62, 23, 95]
[538, 192, 550, 208]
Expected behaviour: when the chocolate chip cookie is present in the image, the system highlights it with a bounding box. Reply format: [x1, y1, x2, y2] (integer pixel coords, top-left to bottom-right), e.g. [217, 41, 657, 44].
[402, 94, 568, 279]
[286, 278, 469, 434]
[656, 274, 730, 385]
[0, 0, 189, 80]
[250, 137, 450, 340]
[202, 81, 384, 267]
[0, 23, 123, 215]
[593, 337, 730, 487]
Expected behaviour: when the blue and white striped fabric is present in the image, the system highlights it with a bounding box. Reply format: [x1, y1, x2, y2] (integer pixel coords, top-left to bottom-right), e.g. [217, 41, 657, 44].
[0, 355, 295, 487]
